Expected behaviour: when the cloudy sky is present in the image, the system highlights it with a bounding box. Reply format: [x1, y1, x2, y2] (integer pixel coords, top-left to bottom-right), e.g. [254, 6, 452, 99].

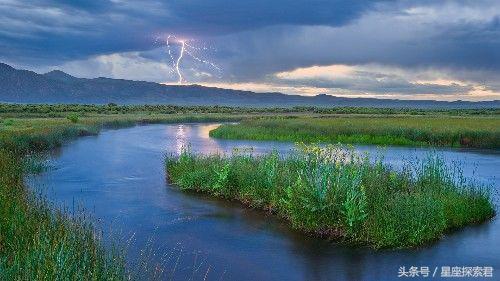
[1, 0, 499, 101]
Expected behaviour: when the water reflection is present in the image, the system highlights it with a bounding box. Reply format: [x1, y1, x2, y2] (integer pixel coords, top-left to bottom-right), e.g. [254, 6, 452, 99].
[197, 124, 219, 140]
[28, 123, 499, 280]
[175, 124, 186, 155]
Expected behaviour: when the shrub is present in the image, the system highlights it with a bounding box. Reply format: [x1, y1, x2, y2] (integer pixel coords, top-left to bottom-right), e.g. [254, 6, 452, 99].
[66, 113, 79, 123]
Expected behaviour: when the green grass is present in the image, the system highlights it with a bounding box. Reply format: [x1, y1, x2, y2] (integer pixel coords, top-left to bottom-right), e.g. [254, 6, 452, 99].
[0, 112, 247, 280]
[209, 116, 500, 148]
[166, 144, 495, 249]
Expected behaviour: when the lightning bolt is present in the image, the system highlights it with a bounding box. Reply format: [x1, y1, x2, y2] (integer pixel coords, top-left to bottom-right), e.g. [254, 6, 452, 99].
[175, 40, 185, 84]
[157, 34, 222, 84]
[184, 47, 222, 73]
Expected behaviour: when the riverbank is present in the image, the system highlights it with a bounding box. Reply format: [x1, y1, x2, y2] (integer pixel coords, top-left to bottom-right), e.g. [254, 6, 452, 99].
[0, 112, 247, 279]
[209, 116, 500, 149]
[166, 144, 495, 249]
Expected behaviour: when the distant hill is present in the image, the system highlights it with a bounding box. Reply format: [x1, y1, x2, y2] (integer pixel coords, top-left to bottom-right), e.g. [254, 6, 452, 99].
[1, 62, 498, 108]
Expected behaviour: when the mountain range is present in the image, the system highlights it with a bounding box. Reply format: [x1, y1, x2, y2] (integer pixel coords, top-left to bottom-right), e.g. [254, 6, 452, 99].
[1, 62, 498, 108]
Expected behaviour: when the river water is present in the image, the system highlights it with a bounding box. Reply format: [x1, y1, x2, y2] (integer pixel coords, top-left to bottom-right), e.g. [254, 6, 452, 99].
[27, 123, 499, 280]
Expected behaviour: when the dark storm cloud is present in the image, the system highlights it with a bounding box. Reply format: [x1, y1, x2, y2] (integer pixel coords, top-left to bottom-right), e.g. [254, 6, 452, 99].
[0, 0, 388, 64]
[43, 0, 114, 11]
[209, 8, 500, 82]
[0, 1, 160, 63]
[163, 0, 387, 33]
[427, 18, 500, 70]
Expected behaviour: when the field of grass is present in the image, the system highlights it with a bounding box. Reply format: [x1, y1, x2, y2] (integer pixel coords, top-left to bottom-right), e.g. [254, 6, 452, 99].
[0, 111, 248, 279]
[0, 103, 498, 277]
[166, 144, 494, 248]
[210, 116, 500, 148]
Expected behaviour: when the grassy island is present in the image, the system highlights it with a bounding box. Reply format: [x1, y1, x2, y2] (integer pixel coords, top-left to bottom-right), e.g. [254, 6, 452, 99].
[166, 145, 495, 248]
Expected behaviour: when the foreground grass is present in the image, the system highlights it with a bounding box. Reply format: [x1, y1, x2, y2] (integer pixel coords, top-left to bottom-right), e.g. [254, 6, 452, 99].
[0, 113, 246, 280]
[166, 145, 494, 248]
[210, 116, 500, 149]
[0, 149, 126, 279]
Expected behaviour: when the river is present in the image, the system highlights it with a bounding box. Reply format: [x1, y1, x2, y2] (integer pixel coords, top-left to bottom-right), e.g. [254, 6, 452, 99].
[27, 123, 499, 280]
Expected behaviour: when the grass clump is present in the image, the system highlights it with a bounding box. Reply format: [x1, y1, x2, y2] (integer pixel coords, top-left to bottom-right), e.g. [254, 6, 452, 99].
[209, 116, 500, 148]
[166, 144, 494, 248]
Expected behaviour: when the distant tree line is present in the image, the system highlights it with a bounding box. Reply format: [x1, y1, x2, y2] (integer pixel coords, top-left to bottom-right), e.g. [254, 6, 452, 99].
[0, 103, 497, 117]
